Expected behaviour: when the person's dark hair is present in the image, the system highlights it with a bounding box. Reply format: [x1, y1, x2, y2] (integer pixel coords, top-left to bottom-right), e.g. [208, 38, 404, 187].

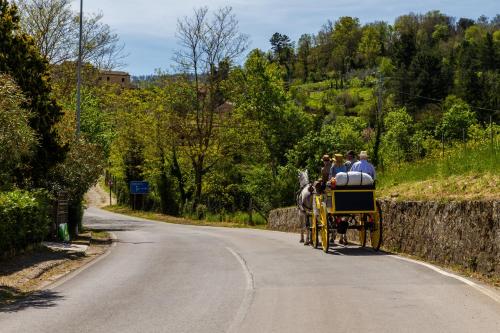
[347, 150, 355, 157]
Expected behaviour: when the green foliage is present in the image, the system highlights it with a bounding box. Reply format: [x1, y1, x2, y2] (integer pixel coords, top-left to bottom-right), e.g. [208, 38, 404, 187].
[59, 86, 116, 156]
[232, 49, 313, 170]
[44, 136, 105, 236]
[381, 107, 413, 164]
[0, 74, 36, 187]
[195, 204, 207, 220]
[242, 165, 280, 215]
[377, 127, 499, 189]
[0, 0, 65, 186]
[286, 116, 368, 177]
[104, 9, 500, 219]
[0, 189, 52, 256]
[436, 96, 477, 139]
[45, 138, 105, 201]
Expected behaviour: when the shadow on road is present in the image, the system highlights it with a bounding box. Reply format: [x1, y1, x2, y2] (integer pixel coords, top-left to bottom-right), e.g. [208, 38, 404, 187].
[312, 244, 389, 256]
[0, 248, 83, 277]
[0, 286, 63, 313]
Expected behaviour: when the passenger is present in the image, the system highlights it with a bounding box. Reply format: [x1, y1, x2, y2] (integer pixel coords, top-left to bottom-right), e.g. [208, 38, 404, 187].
[319, 154, 331, 193]
[344, 150, 357, 171]
[320, 154, 331, 182]
[329, 154, 347, 178]
[350, 151, 376, 179]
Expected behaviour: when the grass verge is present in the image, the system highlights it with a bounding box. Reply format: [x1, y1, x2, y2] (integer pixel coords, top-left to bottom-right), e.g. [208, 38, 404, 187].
[377, 140, 499, 201]
[104, 205, 268, 230]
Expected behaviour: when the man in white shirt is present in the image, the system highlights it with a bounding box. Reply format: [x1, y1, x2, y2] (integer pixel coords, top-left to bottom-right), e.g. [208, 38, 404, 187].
[350, 151, 376, 179]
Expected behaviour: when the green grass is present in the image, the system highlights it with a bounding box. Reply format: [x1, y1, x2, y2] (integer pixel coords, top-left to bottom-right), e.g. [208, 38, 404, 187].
[203, 211, 267, 225]
[377, 140, 499, 200]
[294, 80, 332, 92]
[378, 144, 498, 187]
[104, 206, 268, 230]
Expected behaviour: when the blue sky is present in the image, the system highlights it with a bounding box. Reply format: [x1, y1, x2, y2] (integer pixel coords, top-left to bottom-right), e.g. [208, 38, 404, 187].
[72, 0, 499, 76]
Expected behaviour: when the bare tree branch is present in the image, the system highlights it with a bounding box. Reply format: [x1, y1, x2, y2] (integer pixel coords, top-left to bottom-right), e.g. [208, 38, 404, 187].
[16, 0, 126, 69]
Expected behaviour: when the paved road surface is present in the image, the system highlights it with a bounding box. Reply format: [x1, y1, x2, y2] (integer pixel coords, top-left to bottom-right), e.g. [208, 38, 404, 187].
[1, 207, 499, 332]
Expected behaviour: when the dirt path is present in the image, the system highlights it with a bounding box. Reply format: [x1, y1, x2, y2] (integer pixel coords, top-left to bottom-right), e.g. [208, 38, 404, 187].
[85, 182, 115, 208]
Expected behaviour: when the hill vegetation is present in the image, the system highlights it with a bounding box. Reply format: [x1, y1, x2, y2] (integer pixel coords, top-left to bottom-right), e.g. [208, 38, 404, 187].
[2, 1, 499, 232]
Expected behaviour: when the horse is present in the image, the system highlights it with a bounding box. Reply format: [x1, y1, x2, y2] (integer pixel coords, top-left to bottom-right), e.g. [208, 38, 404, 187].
[296, 170, 314, 245]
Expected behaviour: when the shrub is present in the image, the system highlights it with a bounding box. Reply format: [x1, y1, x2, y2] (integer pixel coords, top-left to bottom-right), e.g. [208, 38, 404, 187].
[0, 74, 36, 187]
[0, 190, 52, 257]
[195, 204, 207, 220]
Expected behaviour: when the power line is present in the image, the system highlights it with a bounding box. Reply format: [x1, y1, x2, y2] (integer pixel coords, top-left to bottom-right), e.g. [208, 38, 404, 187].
[395, 91, 500, 114]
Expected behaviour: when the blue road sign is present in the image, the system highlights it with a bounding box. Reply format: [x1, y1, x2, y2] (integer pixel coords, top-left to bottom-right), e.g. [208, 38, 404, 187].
[130, 181, 149, 194]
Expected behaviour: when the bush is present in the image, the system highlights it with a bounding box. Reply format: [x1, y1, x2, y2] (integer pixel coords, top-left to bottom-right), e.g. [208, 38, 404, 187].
[195, 204, 207, 220]
[0, 74, 36, 187]
[0, 190, 52, 257]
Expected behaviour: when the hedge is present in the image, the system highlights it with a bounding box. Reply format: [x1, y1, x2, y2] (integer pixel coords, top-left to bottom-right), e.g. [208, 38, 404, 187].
[0, 190, 52, 257]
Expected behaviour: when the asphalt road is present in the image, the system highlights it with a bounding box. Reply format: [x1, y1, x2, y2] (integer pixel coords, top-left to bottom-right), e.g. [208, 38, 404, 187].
[1, 207, 499, 333]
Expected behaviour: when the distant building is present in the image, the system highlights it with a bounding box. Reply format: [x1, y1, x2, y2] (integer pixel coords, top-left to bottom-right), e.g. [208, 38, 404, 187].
[98, 70, 131, 88]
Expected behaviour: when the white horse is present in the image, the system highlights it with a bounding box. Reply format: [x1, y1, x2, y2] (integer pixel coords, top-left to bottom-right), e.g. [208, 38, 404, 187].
[297, 170, 314, 245]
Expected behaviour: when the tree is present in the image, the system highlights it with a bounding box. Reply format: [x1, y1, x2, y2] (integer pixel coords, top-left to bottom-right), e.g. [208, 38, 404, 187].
[173, 6, 249, 207]
[358, 24, 382, 67]
[0, 0, 65, 187]
[407, 48, 451, 111]
[436, 96, 477, 140]
[309, 20, 335, 81]
[381, 107, 413, 164]
[331, 16, 362, 88]
[16, 0, 125, 68]
[296, 34, 312, 82]
[457, 18, 475, 34]
[285, 116, 367, 178]
[455, 39, 483, 108]
[269, 32, 294, 84]
[0, 74, 36, 187]
[231, 49, 312, 174]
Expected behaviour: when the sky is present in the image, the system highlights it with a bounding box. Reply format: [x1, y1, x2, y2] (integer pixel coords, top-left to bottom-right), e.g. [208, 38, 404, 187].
[71, 0, 499, 76]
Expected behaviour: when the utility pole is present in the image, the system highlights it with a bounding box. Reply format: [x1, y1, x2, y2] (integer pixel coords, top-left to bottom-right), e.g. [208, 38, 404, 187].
[76, 0, 83, 137]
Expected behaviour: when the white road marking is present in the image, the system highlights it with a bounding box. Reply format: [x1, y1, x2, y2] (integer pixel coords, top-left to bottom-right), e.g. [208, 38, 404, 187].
[389, 254, 500, 304]
[225, 247, 255, 333]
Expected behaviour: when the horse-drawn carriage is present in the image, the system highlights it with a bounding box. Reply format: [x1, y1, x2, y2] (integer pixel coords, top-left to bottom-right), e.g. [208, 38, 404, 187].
[297, 170, 382, 253]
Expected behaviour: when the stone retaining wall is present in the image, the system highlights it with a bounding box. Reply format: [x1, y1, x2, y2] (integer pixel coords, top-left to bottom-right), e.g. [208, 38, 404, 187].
[268, 200, 500, 278]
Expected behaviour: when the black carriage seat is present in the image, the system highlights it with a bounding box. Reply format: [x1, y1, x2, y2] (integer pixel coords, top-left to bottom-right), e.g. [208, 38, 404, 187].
[333, 183, 376, 190]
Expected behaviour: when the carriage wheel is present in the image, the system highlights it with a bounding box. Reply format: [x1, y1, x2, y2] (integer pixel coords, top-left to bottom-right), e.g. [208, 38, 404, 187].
[358, 215, 367, 247]
[369, 202, 383, 251]
[311, 211, 318, 249]
[320, 205, 329, 253]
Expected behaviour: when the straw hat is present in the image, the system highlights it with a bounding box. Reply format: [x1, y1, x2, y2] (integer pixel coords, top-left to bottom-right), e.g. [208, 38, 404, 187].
[359, 151, 369, 159]
[334, 154, 344, 160]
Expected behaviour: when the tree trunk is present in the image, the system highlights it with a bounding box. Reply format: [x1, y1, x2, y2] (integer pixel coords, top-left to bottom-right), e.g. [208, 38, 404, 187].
[171, 147, 186, 204]
[193, 157, 204, 209]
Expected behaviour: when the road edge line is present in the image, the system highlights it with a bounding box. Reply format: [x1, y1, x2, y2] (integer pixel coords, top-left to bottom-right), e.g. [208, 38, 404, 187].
[225, 246, 255, 333]
[388, 254, 500, 304]
[44, 232, 117, 291]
